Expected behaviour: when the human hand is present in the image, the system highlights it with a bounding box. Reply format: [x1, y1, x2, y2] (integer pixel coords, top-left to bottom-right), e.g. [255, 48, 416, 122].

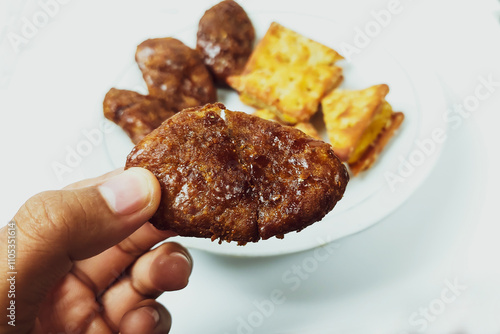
[0, 168, 192, 333]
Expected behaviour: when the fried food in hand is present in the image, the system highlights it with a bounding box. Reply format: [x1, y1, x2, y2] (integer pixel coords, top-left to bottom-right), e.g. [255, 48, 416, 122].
[226, 106, 348, 240]
[321, 84, 404, 175]
[127, 104, 259, 243]
[197, 0, 255, 85]
[103, 88, 176, 144]
[136, 38, 217, 111]
[228, 22, 344, 124]
[125, 103, 348, 244]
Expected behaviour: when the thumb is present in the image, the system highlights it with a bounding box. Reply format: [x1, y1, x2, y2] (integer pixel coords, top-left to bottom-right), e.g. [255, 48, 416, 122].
[17, 167, 161, 260]
[0, 167, 161, 330]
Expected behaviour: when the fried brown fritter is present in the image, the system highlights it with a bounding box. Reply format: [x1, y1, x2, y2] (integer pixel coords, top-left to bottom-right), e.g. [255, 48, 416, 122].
[103, 88, 176, 144]
[196, 0, 255, 85]
[136, 38, 217, 111]
[126, 103, 348, 244]
[126, 104, 259, 243]
[225, 109, 349, 240]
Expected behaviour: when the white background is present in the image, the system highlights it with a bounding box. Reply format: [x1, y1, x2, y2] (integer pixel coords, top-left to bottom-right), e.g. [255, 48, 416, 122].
[1, 0, 500, 333]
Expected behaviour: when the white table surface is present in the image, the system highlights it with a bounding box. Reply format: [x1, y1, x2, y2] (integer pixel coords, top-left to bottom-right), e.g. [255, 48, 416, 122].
[1, 0, 500, 333]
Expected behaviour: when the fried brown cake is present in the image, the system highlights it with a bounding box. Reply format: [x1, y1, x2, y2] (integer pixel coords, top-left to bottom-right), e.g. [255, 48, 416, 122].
[197, 0, 255, 85]
[126, 104, 259, 243]
[136, 38, 217, 111]
[103, 88, 176, 144]
[126, 103, 349, 244]
[225, 108, 349, 240]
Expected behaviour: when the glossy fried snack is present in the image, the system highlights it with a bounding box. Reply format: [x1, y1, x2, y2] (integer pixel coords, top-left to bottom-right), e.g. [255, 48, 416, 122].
[196, 0, 255, 84]
[136, 38, 217, 111]
[127, 104, 259, 243]
[103, 88, 176, 144]
[126, 103, 349, 244]
[225, 107, 349, 240]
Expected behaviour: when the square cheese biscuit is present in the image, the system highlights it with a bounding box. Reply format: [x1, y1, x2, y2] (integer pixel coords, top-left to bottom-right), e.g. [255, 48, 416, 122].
[228, 22, 344, 124]
[322, 84, 404, 174]
[349, 112, 404, 175]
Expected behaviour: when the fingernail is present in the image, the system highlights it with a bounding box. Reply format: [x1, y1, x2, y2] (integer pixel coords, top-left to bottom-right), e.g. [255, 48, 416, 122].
[98, 168, 153, 215]
[142, 306, 160, 325]
[170, 251, 191, 267]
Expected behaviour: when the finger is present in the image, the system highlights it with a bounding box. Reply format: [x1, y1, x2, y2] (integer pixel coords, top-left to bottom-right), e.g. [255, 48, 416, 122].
[3, 167, 160, 331]
[119, 300, 172, 334]
[35, 273, 113, 334]
[73, 223, 176, 294]
[64, 168, 124, 190]
[100, 243, 192, 329]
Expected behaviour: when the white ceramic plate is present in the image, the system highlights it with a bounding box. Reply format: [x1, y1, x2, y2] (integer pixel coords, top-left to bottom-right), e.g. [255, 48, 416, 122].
[103, 11, 447, 257]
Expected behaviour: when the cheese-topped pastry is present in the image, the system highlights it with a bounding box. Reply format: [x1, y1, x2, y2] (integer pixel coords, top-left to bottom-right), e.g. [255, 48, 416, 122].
[228, 22, 343, 124]
[322, 84, 404, 175]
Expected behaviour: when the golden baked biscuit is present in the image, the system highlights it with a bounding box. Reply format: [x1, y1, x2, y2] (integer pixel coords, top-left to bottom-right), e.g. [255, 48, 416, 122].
[253, 109, 321, 140]
[321, 84, 404, 175]
[349, 112, 404, 175]
[228, 22, 344, 124]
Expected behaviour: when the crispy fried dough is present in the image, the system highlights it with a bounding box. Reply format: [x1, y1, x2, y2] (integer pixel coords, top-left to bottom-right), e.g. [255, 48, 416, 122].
[126, 103, 259, 243]
[197, 0, 255, 84]
[103, 88, 176, 144]
[125, 103, 348, 244]
[226, 107, 348, 240]
[136, 38, 217, 111]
